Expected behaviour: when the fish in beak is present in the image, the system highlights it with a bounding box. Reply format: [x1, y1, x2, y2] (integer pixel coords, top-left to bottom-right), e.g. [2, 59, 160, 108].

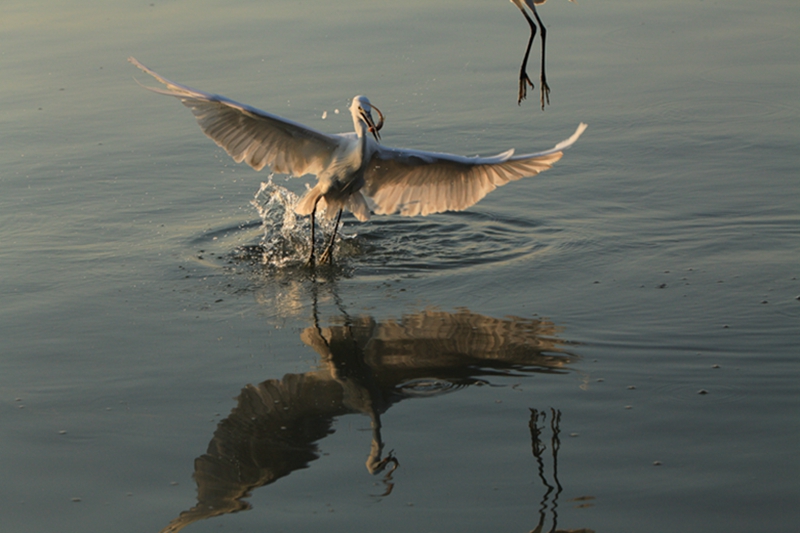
[363, 104, 384, 142]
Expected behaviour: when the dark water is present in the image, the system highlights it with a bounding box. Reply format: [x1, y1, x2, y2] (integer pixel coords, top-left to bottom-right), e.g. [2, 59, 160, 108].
[2, 1, 798, 532]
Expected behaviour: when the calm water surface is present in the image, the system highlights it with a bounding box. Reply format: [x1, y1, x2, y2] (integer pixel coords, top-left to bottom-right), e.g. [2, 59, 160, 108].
[1, 1, 798, 532]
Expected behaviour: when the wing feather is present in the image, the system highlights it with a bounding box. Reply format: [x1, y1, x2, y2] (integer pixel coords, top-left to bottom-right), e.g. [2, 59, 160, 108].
[129, 57, 343, 177]
[363, 123, 587, 216]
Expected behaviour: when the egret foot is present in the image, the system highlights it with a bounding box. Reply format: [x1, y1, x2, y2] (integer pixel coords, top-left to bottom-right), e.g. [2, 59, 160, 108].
[318, 245, 334, 265]
[318, 207, 343, 265]
[518, 74, 534, 105]
[539, 75, 550, 110]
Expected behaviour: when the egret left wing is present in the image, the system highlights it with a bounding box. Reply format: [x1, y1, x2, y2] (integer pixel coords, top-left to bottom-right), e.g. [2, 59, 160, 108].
[362, 123, 587, 216]
[129, 57, 342, 177]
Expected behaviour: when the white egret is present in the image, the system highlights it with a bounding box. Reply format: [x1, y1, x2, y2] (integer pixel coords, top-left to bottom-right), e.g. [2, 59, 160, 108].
[511, 0, 576, 108]
[129, 57, 586, 266]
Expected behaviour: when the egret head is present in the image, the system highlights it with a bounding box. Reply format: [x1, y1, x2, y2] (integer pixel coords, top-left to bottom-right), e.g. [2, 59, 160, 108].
[350, 95, 384, 141]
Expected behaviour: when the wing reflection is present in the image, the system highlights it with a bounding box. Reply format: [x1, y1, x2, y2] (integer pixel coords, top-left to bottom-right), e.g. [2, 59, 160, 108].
[160, 309, 576, 533]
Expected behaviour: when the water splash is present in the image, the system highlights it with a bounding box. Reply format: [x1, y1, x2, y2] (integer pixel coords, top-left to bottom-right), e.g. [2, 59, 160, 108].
[238, 176, 302, 266]
[242, 177, 293, 266]
[235, 176, 545, 274]
[244, 176, 347, 268]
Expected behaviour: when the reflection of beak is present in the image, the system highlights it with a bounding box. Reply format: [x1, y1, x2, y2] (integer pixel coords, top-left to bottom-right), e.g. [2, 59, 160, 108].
[363, 105, 384, 142]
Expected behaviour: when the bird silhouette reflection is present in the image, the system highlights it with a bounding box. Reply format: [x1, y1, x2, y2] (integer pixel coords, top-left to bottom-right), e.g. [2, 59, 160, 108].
[159, 306, 578, 533]
[527, 408, 594, 533]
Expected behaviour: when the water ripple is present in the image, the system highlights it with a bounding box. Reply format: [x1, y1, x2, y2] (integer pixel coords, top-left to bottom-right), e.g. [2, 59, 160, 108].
[395, 377, 487, 397]
[191, 177, 554, 277]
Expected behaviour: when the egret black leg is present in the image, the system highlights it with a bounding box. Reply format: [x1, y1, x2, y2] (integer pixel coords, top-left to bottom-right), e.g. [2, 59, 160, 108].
[517, 6, 538, 105]
[307, 198, 321, 267]
[530, 3, 551, 109]
[319, 208, 343, 265]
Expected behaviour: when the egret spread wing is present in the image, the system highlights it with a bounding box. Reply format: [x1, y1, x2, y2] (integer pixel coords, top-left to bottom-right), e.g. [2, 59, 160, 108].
[363, 123, 587, 216]
[129, 57, 342, 176]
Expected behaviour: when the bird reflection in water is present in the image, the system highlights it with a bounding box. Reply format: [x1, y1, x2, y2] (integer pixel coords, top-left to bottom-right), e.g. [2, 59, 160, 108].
[159, 307, 578, 533]
[528, 408, 594, 533]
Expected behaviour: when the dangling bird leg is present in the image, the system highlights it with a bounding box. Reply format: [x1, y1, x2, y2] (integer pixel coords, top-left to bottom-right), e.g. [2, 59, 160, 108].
[529, 2, 551, 109]
[516, 4, 538, 105]
[307, 197, 321, 267]
[319, 208, 343, 265]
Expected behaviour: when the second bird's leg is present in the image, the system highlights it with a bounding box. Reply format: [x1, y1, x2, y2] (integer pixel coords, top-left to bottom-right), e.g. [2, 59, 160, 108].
[517, 5, 538, 104]
[319, 208, 343, 265]
[530, 3, 551, 109]
[307, 198, 320, 267]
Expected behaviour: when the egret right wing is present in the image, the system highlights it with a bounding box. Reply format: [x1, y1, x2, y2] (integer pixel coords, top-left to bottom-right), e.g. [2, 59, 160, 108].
[363, 123, 587, 216]
[129, 57, 342, 176]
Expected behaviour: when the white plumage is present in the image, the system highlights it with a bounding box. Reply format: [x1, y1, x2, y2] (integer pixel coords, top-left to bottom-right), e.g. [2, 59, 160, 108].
[129, 57, 586, 265]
